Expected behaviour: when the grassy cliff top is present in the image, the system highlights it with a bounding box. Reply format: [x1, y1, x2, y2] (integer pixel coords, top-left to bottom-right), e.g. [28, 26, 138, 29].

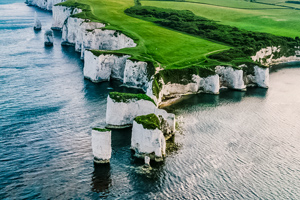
[58, 0, 299, 71]
[142, 0, 300, 38]
[134, 113, 160, 130]
[57, 0, 228, 69]
[109, 92, 156, 105]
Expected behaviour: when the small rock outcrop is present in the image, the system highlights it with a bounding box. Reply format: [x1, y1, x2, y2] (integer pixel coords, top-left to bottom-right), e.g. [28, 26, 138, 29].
[91, 128, 111, 164]
[44, 29, 54, 46]
[131, 114, 166, 162]
[33, 12, 42, 30]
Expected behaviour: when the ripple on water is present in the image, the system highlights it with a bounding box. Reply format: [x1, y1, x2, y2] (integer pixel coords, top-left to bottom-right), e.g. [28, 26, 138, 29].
[1, 2, 300, 200]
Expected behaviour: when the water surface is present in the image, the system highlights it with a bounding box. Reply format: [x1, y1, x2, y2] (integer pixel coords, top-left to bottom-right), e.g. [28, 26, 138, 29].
[0, 2, 300, 199]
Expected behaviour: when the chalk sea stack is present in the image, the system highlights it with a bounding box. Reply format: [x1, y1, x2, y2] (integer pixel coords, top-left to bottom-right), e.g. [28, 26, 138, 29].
[33, 12, 42, 30]
[44, 29, 54, 46]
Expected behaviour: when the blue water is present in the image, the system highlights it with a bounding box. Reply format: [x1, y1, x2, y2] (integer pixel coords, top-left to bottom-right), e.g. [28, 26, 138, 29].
[1, 1, 300, 199]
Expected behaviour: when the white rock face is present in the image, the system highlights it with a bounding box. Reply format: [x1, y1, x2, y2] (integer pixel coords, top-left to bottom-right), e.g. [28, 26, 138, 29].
[106, 96, 175, 133]
[33, 12, 42, 30]
[216, 66, 246, 90]
[152, 74, 219, 105]
[61, 16, 136, 58]
[52, 6, 82, 30]
[92, 129, 111, 163]
[44, 29, 54, 46]
[254, 66, 269, 88]
[80, 29, 136, 58]
[123, 60, 148, 90]
[131, 121, 166, 161]
[246, 66, 269, 88]
[84, 51, 130, 82]
[26, 0, 65, 11]
[61, 17, 85, 46]
[252, 46, 300, 66]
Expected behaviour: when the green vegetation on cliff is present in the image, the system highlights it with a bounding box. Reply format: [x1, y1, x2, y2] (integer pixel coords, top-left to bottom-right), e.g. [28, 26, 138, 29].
[134, 113, 161, 130]
[59, 0, 300, 88]
[109, 92, 156, 105]
[58, 0, 228, 69]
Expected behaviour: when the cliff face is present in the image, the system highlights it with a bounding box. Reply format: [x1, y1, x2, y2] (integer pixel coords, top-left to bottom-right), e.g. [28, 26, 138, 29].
[26, 0, 65, 11]
[91, 129, 111, 163]
[84, 51, 130, 82]
[216, 66, 246, 91]
[147, 74, 220, 106]
[51, 6, 81, 30]
[131, 121, 166, 161]
[123, 60, 149, 91]
[61, 16, 136, 58]
[252, 46, 300, 66]
[105, 96, 175, 132]
[83, 51, 149, 89]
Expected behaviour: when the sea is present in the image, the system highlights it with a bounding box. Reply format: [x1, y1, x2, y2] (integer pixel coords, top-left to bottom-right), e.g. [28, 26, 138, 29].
[0, 1, 299, 199]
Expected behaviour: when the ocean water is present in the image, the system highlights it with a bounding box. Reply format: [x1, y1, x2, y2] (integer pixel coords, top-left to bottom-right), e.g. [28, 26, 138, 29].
[0, 2, 300, 199]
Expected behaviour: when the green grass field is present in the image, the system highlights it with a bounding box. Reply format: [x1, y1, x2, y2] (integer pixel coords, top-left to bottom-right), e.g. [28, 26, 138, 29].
[142, 0, 300, 38]
[59, 0, 228, 69]
[59, 0, 300, 71]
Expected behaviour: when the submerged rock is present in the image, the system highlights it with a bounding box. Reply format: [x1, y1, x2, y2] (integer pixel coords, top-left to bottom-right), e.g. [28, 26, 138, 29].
[44, 29, 54, 46]
[92, 128, 111, 164]
[33, 12, 42, 30]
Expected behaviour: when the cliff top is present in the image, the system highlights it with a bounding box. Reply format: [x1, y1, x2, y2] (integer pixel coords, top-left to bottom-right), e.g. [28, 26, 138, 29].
[109, 92, 156, 105]
[134, 113, 161, 130]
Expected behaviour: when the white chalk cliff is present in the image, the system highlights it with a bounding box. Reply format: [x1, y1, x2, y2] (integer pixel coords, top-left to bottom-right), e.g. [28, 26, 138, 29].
[123, 60, 149, 90]
[252, 46, 300, 66]
[44, 29, 54, 46]
[105, 96, 175, 133]
[91, 129, 111, 163]
[33, 12, 42, 30]
[26, 0, 65, 11]
[60, 11, 136, 58]
[246, 66, 269, 88]
[147, 74, 220, 106]
[215, 66, 246, 90]
[84, 51, 130, 82]
[83, 51, 150, 89]
[52, 6, 82, 30]
[131, 121, 166, 162]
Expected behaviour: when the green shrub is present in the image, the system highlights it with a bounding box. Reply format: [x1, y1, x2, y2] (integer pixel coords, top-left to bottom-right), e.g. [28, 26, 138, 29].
[134, 113, 160, 130]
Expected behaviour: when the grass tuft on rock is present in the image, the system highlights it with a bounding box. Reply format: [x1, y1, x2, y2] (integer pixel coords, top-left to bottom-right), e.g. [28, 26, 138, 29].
[109, 92, 156, 105]
[134, 113, 160, 130]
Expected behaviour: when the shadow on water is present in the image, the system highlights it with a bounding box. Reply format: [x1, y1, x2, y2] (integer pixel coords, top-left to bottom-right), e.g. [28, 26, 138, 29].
[91, 163, 112, 194]
[111, 127, 132, 149]
[270, 61, 300, 73]
[165, 87, 268, 113]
